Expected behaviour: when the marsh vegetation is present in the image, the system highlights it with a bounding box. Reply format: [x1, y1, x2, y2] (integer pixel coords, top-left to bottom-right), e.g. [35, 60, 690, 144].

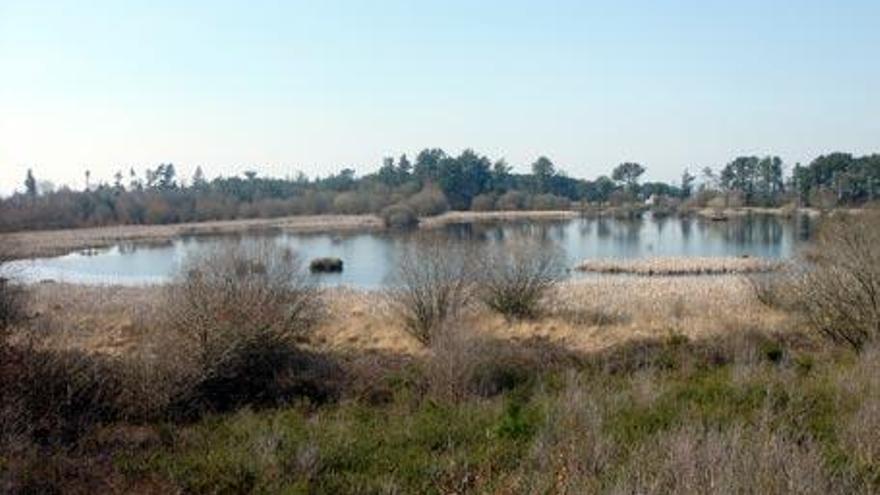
[1, 213, 879, 493]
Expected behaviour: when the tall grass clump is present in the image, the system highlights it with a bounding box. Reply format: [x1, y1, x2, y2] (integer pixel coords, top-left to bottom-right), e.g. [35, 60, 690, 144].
[164, 242, 327, 414]
[794, 212, 880, 349]
[388, 238, 474, 345]
[478, 239, 565, 320]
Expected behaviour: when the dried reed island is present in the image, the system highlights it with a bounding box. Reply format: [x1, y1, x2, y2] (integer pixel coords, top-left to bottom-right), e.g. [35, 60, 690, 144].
[1, 209, 880, 493]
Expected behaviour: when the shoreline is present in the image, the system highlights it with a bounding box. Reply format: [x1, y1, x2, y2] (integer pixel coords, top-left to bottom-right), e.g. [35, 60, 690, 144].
[0, 210, 579, 260]
[0, 207, 818, 261]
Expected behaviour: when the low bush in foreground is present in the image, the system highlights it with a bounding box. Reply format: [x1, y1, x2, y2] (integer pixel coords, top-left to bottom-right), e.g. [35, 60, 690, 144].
[163, 243, 326, 417]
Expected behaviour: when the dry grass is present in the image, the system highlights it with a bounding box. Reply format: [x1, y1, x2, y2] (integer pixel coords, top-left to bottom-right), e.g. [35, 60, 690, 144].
[18, 272, 786, 361]
[577, 256, 780, 276]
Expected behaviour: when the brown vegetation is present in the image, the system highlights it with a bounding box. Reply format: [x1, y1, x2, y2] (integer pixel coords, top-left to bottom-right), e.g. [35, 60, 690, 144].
[753, 211, 880, 349]
[478, 239, 565, 320]
[387, 238, 475, 344]
[578, 255, 780, 276]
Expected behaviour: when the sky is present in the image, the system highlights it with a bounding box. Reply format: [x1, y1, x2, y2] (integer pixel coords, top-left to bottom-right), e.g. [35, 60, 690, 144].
[1, 0, 879, 195]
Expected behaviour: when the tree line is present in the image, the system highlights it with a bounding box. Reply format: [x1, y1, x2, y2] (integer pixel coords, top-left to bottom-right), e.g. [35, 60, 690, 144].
[2, 149, 878, 232]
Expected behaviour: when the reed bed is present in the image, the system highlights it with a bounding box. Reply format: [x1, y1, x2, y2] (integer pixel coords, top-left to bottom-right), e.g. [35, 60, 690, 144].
[576, 256, 780, 276]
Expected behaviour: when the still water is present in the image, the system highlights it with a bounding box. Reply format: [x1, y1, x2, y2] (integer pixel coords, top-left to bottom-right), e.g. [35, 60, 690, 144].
[5, 214, 814, 288]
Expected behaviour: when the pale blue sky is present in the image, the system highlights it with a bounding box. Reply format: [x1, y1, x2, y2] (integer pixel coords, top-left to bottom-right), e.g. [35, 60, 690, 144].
[1, 0, 878, 194]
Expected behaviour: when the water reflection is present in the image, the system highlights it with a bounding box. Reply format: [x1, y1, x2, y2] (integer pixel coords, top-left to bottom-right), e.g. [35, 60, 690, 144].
[3, 214, 814, 287]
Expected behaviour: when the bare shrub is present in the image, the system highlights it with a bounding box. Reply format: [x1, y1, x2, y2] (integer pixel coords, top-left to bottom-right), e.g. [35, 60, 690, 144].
[423, 325, 489, 402]
[406, 186, 449, 217]
[497, 190, 527, 210]
[794, 212, 880, 349]
[478, 239, 565, 320]
[0, 344, 131, 447]
[469, 193, 497, 211]
[838, 345, 880, 474]
[381, 203, 419, 229]
[609, 424, 841, 495]
[387, 239, 475, 345]
[746, 270, 795, 309]
[423, 327, 572, 402]
[164, 242, 325, 414]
